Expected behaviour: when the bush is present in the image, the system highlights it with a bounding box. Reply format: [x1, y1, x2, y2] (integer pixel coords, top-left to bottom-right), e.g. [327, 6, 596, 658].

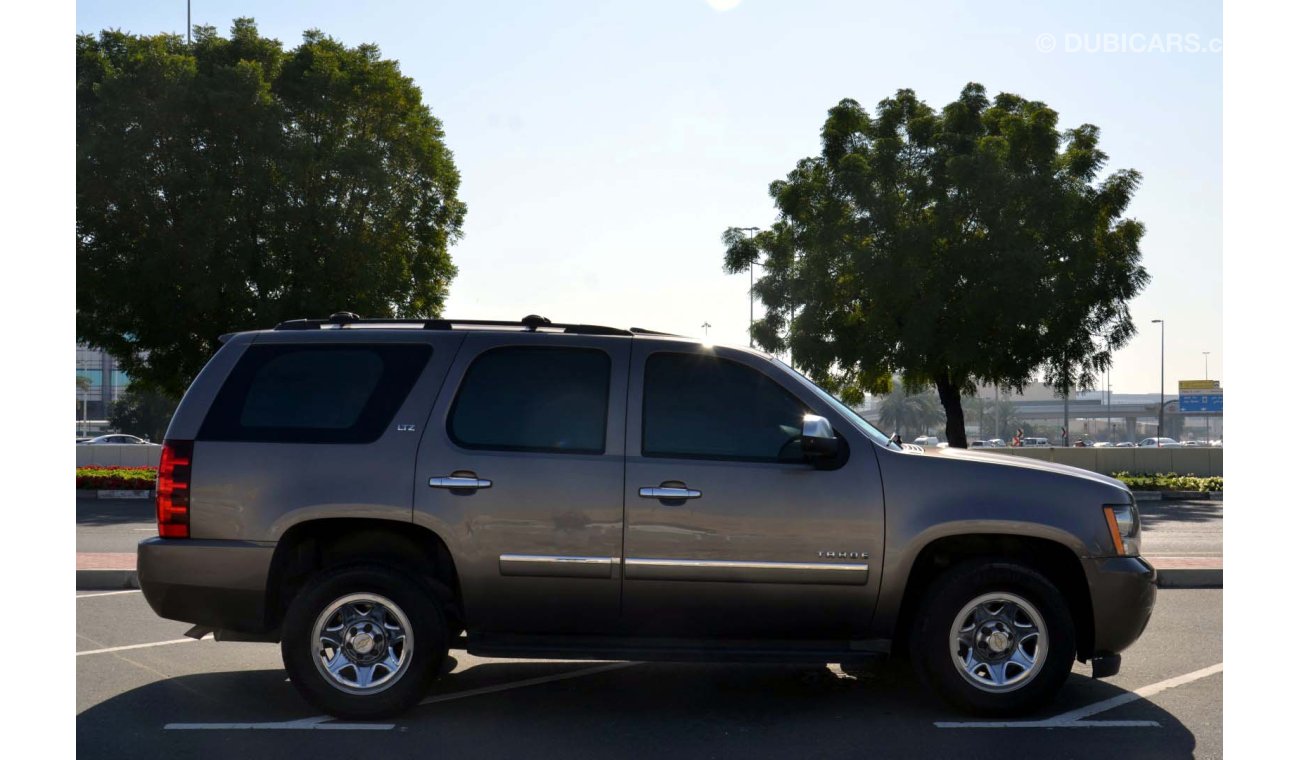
[77, 466, 157, 490]
[1111, 471, 1223, 493]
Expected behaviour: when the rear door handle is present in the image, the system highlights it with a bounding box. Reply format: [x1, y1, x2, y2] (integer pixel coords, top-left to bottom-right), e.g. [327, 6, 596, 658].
[430, 475, 492, 490]
[639, 486, 701, 500]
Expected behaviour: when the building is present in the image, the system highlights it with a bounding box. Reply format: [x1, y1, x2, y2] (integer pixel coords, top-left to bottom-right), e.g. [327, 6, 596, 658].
[76, 344, 130, 435]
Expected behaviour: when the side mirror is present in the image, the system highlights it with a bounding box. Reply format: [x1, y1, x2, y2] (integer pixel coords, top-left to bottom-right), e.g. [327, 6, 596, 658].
[801, 414, 840, 458]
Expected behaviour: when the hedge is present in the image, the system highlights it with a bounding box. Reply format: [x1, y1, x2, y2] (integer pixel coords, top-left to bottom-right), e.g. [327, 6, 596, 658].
[1111, 471, 1223, 493]
[77, 466, 158, 490]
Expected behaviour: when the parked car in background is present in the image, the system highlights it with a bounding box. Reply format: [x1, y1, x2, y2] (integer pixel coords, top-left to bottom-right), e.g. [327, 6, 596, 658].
[969, 440, 991, 448]
[1021, 437, 1050, 447]
[1138, 438, 1180, 448]
[1114, 441, 1136, 448]
[1092, 442, 1113, 448]
[913, 436, 940, 447]
[83, 434, 150, 445]
[986, 438, 1008, 447]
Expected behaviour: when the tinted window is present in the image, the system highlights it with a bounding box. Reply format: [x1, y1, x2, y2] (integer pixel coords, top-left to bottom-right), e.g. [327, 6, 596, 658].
[448, 347, 610, 454]
[642, 353, 809, 461]
[199, 344, 431, 443]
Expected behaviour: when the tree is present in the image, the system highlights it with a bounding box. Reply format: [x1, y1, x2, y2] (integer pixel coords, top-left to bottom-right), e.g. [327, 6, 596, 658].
[77, 20, 467, 396]
[109, 388, 178, 442]
[723, 84, 1148, 447]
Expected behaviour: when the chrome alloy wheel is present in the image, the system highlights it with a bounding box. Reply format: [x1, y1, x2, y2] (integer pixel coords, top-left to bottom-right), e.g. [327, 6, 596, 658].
[311, 593, 414, 695]
[948, 592, 1048, 693]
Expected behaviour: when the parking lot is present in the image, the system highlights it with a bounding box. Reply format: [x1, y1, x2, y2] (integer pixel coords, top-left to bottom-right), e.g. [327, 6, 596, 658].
[77, 588, 1221, 758]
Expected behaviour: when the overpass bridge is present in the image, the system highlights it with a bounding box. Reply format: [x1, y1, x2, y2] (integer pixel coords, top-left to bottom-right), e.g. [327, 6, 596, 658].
[861, 398, 1221, 442]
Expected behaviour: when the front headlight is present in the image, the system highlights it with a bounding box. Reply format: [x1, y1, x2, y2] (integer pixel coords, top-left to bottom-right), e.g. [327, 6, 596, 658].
[1103, 502, 1142, 556]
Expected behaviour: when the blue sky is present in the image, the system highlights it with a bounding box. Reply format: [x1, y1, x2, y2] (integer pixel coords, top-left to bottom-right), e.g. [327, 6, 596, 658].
[76, 0, 1222, 394]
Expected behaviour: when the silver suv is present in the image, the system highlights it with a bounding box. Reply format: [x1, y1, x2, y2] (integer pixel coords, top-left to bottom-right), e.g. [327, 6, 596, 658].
[139, 314, 1155, 719]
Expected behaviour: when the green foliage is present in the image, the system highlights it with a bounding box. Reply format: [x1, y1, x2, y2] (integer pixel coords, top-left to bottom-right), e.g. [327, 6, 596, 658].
[723, 84, 1148, 448]
[108, 388, 178, 442]
[76, 466, 158, 490]
[77, 19, 467, 396]
[1111, 472, 1223, 493]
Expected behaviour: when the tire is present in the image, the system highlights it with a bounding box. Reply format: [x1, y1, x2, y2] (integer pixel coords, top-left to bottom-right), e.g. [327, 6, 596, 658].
[910, 559, 1076, 716]
[281, 564, 449, 719]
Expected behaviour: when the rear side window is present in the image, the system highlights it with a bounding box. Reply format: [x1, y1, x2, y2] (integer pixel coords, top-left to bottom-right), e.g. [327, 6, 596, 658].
[199, 344, 432, 443]
[448, 347, 610, 454]
[642, 353, 809, 462]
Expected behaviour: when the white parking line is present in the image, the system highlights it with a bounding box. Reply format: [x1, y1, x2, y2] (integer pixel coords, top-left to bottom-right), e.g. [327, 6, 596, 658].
[78, 636, 206, 657]
[935, 662, 1223, 729]
[77, 589, 143, 598]
[165, 661, 639, 730]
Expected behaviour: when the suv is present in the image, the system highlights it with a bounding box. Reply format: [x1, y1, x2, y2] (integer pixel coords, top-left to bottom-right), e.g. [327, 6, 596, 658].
[139, 314, 1155, 719]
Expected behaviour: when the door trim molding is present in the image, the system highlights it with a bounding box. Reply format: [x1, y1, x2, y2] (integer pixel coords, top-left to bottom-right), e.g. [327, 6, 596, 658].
[624, 557, 868, 585]
[499, 554, 617, 579]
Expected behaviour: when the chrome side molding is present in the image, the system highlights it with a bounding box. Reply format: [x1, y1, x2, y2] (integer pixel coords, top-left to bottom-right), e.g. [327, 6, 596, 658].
[499, 554, 617, 579]
[624, 557, 869, 585]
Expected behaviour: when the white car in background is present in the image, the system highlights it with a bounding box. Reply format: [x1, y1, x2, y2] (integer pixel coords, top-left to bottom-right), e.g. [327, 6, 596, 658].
[1138, 437, 1180, 448]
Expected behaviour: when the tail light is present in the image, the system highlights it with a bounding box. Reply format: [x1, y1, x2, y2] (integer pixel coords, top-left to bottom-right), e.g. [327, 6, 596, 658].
[156, 440, 194, 538]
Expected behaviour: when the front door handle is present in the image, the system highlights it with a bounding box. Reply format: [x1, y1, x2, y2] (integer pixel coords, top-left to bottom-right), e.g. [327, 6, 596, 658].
[639, 486, 701, 500]
[430, 475, 492, 490]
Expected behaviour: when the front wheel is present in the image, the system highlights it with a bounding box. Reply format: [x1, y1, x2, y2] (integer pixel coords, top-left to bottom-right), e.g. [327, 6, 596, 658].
[281, 564, 448, 719]
[911, 559, 1076, 716]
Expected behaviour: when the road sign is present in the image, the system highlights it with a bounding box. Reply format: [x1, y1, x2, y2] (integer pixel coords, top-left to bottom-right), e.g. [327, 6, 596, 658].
[1179, 380, 1223, 413]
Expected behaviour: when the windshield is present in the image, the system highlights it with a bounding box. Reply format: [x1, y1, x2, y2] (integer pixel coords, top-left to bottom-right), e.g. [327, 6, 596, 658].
[768, 358, 899, 449]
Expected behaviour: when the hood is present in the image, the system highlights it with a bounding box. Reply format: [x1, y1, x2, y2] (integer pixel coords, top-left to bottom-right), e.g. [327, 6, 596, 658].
[914, 445, 1129, 491]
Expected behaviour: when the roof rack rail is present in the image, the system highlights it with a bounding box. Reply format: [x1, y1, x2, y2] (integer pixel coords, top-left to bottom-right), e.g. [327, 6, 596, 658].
[272, 314, 636, 337]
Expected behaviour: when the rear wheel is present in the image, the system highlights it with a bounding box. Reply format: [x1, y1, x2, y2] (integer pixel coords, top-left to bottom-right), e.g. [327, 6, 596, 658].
[911, 559, 1076, 716]
[281, 564, 448, 719]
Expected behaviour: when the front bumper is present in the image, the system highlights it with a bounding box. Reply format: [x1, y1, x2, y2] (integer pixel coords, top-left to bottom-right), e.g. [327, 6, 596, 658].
[1084, 555, 1158, 657]
[137, 537, 275, 633]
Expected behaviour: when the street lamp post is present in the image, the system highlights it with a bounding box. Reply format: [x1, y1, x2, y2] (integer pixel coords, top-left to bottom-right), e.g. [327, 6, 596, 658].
[1152, 319, 1165, 445]
[1203, 350, 1211, 442]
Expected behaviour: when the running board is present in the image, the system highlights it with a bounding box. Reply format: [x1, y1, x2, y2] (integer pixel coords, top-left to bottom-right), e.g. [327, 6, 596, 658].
[467, 634, 891, 664]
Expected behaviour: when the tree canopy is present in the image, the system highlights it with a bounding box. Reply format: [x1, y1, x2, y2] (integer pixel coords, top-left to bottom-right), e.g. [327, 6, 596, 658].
[77, 19, 467, 396]
[724, 83, 1148, 447]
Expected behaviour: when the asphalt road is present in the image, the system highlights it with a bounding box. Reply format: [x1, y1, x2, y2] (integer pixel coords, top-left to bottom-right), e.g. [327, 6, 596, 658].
[77, 495, 155, 553]
[1138, 501, 1223, 559]
[77, 588, 1222, 759]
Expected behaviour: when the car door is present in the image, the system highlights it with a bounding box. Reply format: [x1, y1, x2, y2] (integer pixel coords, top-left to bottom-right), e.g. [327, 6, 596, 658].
[621, 342, 886, 641]
[412, 333, 630, 637]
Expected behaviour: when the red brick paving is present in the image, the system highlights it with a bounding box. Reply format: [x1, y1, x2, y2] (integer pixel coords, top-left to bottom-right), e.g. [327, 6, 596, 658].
[77, 552, 136, 570]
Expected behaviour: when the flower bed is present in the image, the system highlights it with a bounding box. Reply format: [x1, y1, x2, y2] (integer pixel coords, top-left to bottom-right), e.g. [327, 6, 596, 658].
[1111, 471, 1223, 493]
[77, 466, 158, 490]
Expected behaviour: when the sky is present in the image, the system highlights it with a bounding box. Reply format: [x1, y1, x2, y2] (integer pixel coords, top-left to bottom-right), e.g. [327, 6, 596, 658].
[75, 0, 1223, 395]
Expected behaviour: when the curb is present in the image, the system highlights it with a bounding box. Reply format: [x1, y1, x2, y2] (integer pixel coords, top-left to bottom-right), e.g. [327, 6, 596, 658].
[1155, 567, 1221, 589]
[77, 569, 140, 591]
[1133, 491, 1222, 502]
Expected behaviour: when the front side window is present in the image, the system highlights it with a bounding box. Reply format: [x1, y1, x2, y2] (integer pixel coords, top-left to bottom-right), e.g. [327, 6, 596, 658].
[448, 347, 610, 454]
[642, 352, 809, 462]
[199, 343, 432, 444]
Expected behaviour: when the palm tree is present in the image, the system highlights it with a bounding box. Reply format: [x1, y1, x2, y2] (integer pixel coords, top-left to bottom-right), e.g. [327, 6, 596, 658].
[878, 380, 945, 439]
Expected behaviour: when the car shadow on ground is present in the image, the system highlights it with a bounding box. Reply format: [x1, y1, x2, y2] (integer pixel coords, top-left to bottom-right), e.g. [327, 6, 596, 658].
[1139, 500, 1223, 527]
[77, 656, 1200, 759]
[76, 495, 154, 526]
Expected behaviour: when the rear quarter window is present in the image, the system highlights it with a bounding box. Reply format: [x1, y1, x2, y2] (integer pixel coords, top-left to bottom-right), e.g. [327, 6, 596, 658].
[198, 343, 432, 444]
